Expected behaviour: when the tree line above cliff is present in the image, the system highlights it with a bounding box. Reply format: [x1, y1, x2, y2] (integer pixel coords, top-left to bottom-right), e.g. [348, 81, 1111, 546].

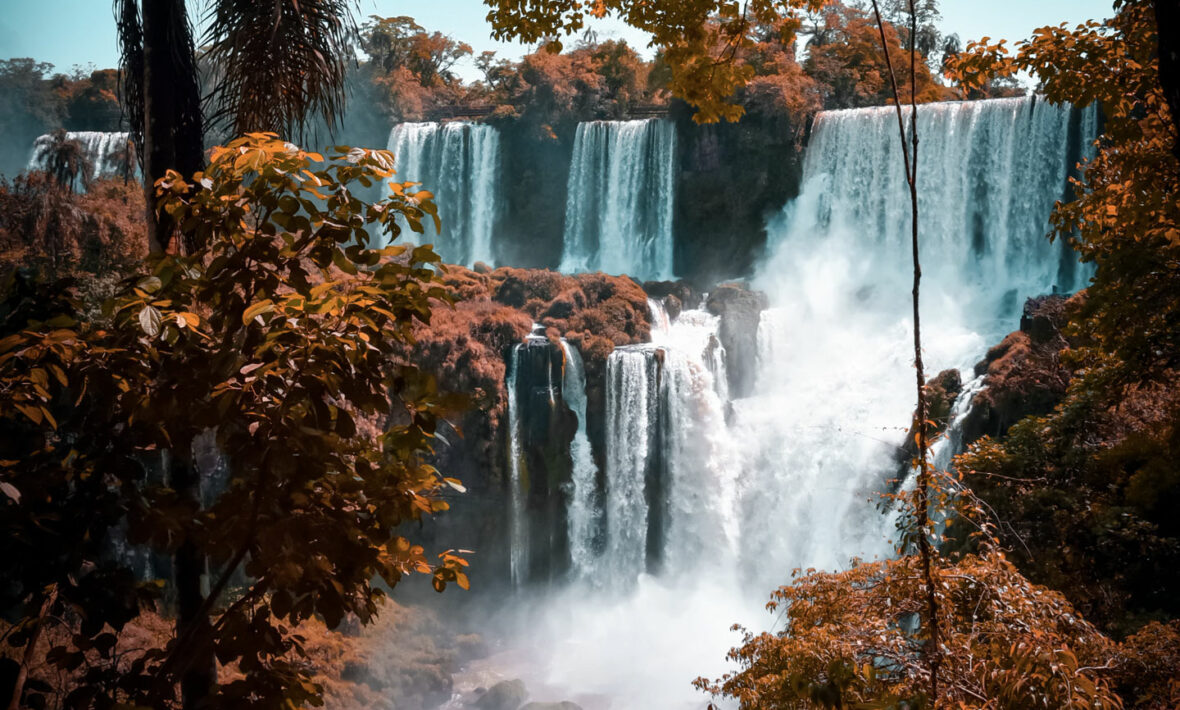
[0, 0, 1024, 179]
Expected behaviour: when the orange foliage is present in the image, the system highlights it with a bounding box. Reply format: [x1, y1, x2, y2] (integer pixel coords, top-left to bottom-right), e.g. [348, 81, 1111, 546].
[804, 4, 953, 109]
[416, 265, 650, 430]
[0, 174, 146, 285]
[697, 553, 1124, 709]
[0, 597, 478, 710]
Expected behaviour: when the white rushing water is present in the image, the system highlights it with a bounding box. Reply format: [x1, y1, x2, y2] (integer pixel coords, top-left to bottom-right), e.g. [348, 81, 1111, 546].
[505, 341, 528, 589]
[650, 303, 742, 579]
[561, 119, 677, 280]
[481, 96, 1098, 710]
[602, 346, 658, 587]
[28, 131, 134, 189]
[387, 122, 501, 266]
[562, 340, 602, 582]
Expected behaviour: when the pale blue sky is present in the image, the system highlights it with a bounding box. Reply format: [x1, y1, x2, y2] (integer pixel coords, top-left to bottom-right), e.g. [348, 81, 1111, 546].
[0, 1, 1116, 82]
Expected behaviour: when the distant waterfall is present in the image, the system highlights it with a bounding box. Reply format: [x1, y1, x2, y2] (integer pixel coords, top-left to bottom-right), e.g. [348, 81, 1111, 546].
[28, 131, 134, 188]
[776, 96, 1100, 304]
[561, 120, 677, 280]
[387, 122, 501, 266]
[562, 340, 600, 580]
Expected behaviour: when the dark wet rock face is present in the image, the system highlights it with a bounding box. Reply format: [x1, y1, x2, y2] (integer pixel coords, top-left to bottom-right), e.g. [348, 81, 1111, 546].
[643, 279, 701, 311]
[706, 283, 770, 399]
[962, 293, 1080, 444]
[926, 368, 964, 432]
[896, 368, 963, 467]
[410, 266, 651, 585]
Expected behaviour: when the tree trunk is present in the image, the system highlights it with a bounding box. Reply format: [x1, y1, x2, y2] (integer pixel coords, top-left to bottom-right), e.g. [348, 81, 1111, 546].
[170, 453, 216, 709]
[5, 588, 57, 710]
[1156, 0, 1180, 160]
[140, 0, 204, 254]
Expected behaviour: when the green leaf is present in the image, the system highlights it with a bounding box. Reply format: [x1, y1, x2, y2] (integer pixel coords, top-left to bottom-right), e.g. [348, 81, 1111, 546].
[242, 300, 276, 324]
[0, 481, 20, 503]
[331, 248, 358, 276]
[139, 305, 162, 338]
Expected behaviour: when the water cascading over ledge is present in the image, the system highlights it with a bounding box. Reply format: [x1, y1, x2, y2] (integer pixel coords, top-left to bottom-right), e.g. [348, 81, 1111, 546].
[27, 131, 136, 189]
[777, 96, 1100, 307]
[561, 119, 677, 280]
[386, 122, 501, 266]
[480, 96, 1099, 708]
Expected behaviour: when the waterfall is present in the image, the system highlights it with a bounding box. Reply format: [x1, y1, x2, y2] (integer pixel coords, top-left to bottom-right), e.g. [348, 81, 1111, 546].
[649, 302, 741, 578]
[506, 342, 528, 588]
[562, 340, 600, 580]
[603, 346, 659, 585]
[930, 375, 988, 472]
[487, 97, 1099, 708]
[774, 97, 1099, 308]
[561, 120, 677, 280]
[386, 122, 501, 266]
[28, 131, 134, 189]
[736, 96, 1100, 577]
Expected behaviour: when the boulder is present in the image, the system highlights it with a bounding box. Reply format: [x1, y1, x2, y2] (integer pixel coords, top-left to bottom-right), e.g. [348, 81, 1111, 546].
[706, 283, 770, 398]
[643, 279, 700, 310]
[475, 679, 529, 710]
[961, 294, 1081, 444]
[1019, 293, 1069, 345]
[663, 293, 683, 320]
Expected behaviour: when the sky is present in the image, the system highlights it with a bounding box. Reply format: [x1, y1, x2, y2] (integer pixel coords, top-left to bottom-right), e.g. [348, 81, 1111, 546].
[0, 1, 1116, 83]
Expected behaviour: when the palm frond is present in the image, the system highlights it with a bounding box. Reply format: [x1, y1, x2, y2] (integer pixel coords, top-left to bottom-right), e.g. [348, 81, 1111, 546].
[114, 0, 145, 165]
[202, 0, 359, 140]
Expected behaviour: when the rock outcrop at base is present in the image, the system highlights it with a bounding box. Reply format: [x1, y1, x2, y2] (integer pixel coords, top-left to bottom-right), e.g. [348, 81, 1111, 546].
[961, 294, 1081, 443]
[474, 679, 529, 710]
[706, 283, 769, 399]
[410, 265, 650, 584]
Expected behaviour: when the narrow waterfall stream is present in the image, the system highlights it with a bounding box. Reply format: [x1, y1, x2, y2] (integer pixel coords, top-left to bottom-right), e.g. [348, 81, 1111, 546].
[562, 340, 601, 582]
[602, 346, 658, 587]
[505, 340, 527, 589]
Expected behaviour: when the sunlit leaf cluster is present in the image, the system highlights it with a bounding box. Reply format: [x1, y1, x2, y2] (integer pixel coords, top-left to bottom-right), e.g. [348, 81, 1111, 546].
[484, 0, 826, 122]
[0, 134, 469, 707]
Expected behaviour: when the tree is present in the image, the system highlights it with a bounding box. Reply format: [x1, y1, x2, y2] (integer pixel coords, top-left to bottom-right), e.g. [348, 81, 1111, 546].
[113, 3, 364, 701]
[115, 0, 360, 253]
[485, 0, 829, 122]
[202, 0, 358, 139]
[695, 553, 1124, 708]
[361, 16, 474, 88]
[0, 135, 469, 709]
[0, 59, 65, 178]
[944, 0, 1180, 639]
